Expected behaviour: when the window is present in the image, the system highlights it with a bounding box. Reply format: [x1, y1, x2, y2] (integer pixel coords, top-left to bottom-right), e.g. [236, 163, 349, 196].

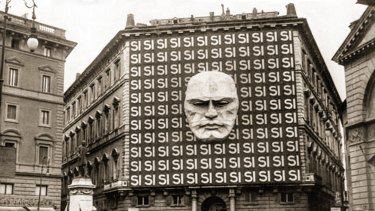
[105, 109, 111, 133]
[77, 96, 82, 114]
[72, 102, 76, 117]
[64, 137, 69, 158]
[66, 107, 71, 123]
[6, 104, 18, 121]
[113, 106, 120, 129]
[103, 161, 109, 182]
[83, 90, 88, 108]
[280, 193, 294, 203]
[0, 183, 13, 194]
[245, 192, 258, 204]
[8, 68, 18, 86]
[89, 121, 94, 143]
[11, 39, 19, 49]
[90, 84, 96, 103]
[137, 196, 149, 206]
[94, 163, 100, 185]
[39, 146, 49, 165]
[40, 110, 51, 126]
[44, 47, 51, 57]
[4, 142, 15, 148]
[97, 77, 102, 96]
[113, 159, 118, 181]
[106, 69, 111, 89]
[35, 185, 48, 196]
[82, 125, 87, 143]
[76, 128, 81, 146]
[70, 133, 76, 154]
[96, 111, 102, 138]
[41, 75, 51, 93]
[114, 60, 120, 82]
[172, 195, 183, 206]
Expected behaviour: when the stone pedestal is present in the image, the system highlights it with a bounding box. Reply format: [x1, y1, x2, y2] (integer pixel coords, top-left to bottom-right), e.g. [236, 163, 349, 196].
[68, 177, 96, 211]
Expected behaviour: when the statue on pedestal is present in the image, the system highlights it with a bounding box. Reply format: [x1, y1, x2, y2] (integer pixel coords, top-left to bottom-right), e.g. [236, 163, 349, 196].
[77, 142, 89, 177]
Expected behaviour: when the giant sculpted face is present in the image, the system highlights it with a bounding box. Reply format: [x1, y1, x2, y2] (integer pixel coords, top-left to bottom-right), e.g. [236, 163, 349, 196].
[184, 71, 239, 141]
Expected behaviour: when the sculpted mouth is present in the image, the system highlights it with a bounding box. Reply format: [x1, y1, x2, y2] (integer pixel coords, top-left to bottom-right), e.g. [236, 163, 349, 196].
[201, 123, 223, 130]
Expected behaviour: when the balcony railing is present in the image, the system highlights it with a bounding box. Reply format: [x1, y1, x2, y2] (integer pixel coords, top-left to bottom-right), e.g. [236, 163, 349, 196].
[0, 11, 66, 38]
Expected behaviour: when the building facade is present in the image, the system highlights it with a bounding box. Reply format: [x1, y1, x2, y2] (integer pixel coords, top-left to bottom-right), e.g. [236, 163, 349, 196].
[0, 12, 76, 210]
[63, 4, 344, 211]
[333, 4, 375, 211]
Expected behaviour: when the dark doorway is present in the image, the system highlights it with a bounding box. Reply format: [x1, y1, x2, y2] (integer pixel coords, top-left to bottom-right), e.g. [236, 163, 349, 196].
[201, 196, 227, 211]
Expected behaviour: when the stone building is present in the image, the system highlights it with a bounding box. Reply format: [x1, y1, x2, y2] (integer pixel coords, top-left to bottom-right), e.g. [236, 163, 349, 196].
[0, 11, 76, 210]
[333, 4, 375, 211]
[62, 4, 344, 211]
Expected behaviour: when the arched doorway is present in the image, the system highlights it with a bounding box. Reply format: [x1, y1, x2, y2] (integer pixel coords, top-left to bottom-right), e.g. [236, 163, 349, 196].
[201, 196, 227, 211]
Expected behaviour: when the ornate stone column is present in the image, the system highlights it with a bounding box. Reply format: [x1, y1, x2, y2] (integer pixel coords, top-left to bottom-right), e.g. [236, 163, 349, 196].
[191, 189, 197, 211]
[229, 188, 235, 211]
[68, 177, 96, 211]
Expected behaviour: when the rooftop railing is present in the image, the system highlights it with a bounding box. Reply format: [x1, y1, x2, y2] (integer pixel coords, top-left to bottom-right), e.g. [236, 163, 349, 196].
[0, 11, 66, 38]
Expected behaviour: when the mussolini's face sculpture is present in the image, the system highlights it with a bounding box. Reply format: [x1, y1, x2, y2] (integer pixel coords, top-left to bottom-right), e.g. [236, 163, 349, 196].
[184, 71, 239, 141]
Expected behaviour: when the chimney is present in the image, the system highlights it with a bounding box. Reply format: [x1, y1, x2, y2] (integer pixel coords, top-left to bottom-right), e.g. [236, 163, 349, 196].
[226, 7, 230, 16]
[190, 15, 195, 22]
[286, 3, 297, 17]
[209, 12, 215, 21]
[252, 8, 258, 18]
[126, 14, 135, 28]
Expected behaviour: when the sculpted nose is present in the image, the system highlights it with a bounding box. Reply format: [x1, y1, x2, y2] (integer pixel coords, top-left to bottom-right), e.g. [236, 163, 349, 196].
[205, 101, 218, 119]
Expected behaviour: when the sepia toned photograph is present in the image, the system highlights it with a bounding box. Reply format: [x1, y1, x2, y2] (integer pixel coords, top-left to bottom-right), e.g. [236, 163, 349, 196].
[0, 0, 373, 211]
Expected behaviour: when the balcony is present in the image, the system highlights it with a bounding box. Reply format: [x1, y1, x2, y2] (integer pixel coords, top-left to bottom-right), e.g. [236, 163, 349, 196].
[0, 11, 66, 39]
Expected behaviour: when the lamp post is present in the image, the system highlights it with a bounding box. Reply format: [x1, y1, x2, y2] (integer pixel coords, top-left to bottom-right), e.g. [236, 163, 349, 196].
[37, 157, 49, 211]
[0, 0, 39, 105]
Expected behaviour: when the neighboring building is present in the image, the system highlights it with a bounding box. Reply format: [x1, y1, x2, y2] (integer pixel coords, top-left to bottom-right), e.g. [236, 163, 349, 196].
[0, 12, 76, 210]
[63, 4, 344, 211]
[333, 4, 375, 211]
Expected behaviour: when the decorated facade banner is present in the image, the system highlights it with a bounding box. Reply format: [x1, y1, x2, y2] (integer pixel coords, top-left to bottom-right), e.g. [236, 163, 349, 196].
[128, 29, 300, 187]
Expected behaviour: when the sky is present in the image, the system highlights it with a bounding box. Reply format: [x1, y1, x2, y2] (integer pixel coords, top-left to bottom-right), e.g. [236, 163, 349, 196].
[1, 0, 367, 99]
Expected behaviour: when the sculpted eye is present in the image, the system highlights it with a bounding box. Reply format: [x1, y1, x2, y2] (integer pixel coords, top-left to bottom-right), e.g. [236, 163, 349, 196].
[192, 101, 209, 106]
[214, 100, 231, 107]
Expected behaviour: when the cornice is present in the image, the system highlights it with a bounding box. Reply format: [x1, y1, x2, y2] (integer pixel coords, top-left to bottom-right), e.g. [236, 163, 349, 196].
[337, 38, 375, 65]
[333, 6, 375, 64]
[123, 15, 301, 36]
[64, 31, 126, 99]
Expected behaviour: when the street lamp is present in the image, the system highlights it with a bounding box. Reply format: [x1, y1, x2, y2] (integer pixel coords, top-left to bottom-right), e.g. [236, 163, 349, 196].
[0, 0, 39, 106]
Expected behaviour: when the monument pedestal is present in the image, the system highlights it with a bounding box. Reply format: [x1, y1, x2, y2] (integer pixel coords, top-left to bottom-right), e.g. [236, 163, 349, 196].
[68, 177, 96, 211]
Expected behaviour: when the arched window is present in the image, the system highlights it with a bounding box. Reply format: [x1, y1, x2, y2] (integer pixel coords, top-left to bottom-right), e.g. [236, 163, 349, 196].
[64, 135, 69, 159]
[102, 153, 109, 183]
[88, 116, 94, 144]
[111, 148, 120, 181]
[93, 157, 100, 185]
[113, 97, 120, 130]
[103, 104, 111, 135]
[81, 121, 87, 144]
[75, 126, 81, 146]
[365, 71, 375, 118]
[69, 131, 75, 155]
[96, 111, 102, 139]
